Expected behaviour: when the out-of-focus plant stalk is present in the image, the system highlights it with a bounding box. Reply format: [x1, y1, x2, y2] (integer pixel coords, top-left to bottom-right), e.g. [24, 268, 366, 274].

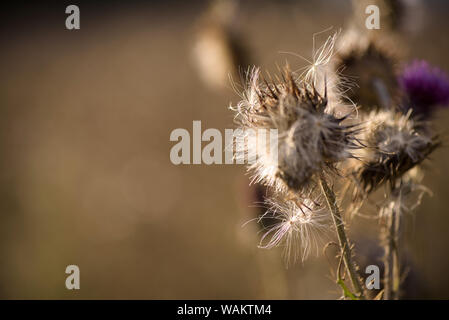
[319, 174, 365, 299]
[383, 193, 401, 300]
[372, 77, 402, 300]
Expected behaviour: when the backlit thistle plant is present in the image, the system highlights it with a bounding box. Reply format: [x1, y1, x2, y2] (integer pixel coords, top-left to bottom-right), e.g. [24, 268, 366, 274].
[342, 57, 447, 299]
[221, 0, 447, 300]
[346, 91, 441, 299]
[232, 67, 360, 193]
[231, 64, 366, 298]
[338, 55, 444, 299]
[352, 109, 440, 196]
[367, 61, 449, 299]
[230, 46, 447, 299]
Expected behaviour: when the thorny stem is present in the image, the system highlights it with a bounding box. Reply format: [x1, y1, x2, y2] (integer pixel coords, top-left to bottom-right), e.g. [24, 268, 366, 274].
[383, 197, 401, 300]
[319, 174, 365, 299]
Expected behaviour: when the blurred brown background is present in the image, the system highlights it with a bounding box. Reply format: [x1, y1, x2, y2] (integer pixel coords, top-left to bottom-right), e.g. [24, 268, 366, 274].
[0, 0, 448, 299]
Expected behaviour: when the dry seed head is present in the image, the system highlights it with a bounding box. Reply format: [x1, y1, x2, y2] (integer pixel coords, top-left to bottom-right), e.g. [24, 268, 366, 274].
[232, 67, 360, 193]
[335, 36, 399, 111]
[353, 109, 440, 194]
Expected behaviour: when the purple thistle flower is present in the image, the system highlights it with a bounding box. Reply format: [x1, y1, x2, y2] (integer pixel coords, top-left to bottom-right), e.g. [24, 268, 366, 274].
[398, 60, 449, 116]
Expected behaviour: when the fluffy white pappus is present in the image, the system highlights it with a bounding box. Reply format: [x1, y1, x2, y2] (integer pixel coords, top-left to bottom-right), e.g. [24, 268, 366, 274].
[353, 109, 439, 194]
[294, 29, 359, 118]
[360, 110, 433, 162]
[231, 67, 265, 121]
[258, 197, 331, 264]
[231, 67, 359, 193]
[230, 125, 282, 191]
[301, 31, 339, 88]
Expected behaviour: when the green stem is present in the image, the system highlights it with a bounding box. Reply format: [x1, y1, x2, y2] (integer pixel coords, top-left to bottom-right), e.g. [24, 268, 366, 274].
[319, 175, 365, 299]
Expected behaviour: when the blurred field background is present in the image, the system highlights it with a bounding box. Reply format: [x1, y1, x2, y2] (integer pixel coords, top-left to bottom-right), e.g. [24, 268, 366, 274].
[0, 0, 448, 299]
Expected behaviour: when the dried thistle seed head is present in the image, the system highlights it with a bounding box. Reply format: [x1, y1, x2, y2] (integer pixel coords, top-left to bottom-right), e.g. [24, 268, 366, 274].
[353, 109, 440, 194]
[232, 67, 360, 193]
[335, 34, 399, 111]
[258, 196, 331, 264]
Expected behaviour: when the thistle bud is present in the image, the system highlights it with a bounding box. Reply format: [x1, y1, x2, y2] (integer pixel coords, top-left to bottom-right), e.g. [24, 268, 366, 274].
[398, 60, 449, 117]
